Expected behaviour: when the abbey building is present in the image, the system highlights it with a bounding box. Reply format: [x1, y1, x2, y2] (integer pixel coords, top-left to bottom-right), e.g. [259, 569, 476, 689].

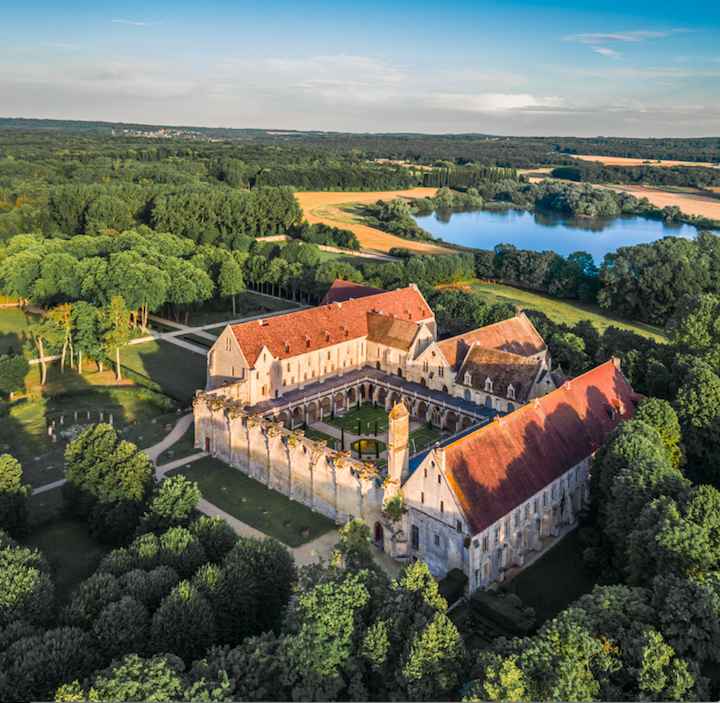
[194, 280, 640, 591]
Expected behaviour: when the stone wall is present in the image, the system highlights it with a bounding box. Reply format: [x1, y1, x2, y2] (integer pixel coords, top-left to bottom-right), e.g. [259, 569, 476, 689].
[194, 389, 389, 538]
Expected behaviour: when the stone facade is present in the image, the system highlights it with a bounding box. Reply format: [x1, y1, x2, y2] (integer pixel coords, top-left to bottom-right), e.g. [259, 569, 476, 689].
[194, 282, 639, 592]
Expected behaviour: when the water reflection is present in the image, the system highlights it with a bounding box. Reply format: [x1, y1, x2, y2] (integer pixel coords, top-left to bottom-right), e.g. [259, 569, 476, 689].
[414, 208, 697, 263]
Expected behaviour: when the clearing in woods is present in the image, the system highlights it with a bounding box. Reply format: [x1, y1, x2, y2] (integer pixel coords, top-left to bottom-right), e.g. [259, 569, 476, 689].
[295, 189, 456, 255]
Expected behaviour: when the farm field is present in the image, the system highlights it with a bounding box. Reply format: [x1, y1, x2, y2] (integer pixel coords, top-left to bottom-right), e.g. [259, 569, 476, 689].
[598, 183, 720, 220]
[295, 188, 456, 255]
[460, 280, 667, 342]
[570, 154, 720, 168]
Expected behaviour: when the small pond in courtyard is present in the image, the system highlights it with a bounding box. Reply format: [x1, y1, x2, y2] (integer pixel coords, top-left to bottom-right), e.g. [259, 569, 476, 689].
[351, 439, 386, 458]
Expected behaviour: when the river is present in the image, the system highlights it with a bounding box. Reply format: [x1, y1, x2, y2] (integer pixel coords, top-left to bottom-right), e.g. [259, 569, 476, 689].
[412, 208, 698, 264]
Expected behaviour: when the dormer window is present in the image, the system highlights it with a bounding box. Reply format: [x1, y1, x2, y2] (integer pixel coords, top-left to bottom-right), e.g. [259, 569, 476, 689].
[485, 377, 493, 393]
[340, 325, 349, 337]
[283, 341, 290, 353]
[507, 384, 515, 400]
[302, 335, 311, 349]
[322, 329, 330, 342]
[464, 372, 472, 386]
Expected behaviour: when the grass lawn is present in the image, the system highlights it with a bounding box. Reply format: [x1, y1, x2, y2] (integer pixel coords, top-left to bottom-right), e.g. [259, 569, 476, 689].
[326, 405, 390, 436]
[0, 307, 42, 355]
[501, 528, 597, 626]
[5, 365, 186, 499]
[20, 518, 114, 609]
[409, 426, 446, 453]
[466, 280, 667, 342]
[167, 457, 336, 548]
[157, 419, 198, 465]
[303, 426, 341, 450]
[119, 340, 207, 401]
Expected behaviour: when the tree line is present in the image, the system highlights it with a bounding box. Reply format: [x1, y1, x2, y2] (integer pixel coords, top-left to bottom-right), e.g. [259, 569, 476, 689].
[552, 162, 720, 189]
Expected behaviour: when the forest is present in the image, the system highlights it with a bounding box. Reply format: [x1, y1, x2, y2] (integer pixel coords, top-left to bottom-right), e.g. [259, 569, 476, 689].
[2, 125, 720, 701]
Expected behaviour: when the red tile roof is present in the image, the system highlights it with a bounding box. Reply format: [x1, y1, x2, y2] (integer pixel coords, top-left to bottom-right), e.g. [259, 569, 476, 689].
[457, 345, 541, 403]
[319, 280, 386, 305]
[437, 313, 546, 370]
[442, 360, 639, 535]
[231, 285, 433, 368]
[366, 312, 420, 351]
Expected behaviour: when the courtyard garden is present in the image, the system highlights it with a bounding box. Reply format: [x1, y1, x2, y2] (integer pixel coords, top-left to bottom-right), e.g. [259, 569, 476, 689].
[166, 457, 337, 548]
[302, 426, 341, 450]
[325, 404, 390, 436]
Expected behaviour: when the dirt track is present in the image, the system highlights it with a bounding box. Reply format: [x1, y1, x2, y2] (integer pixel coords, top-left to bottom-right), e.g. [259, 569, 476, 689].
[295, 189, 456, 255]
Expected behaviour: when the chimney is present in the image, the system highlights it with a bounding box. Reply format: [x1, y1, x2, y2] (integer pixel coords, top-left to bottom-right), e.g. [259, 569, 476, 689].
[612, 356, 621, 371]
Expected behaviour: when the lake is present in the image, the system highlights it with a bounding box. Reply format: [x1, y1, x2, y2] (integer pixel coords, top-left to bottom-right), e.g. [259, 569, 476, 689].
[413, 208, 698, 264]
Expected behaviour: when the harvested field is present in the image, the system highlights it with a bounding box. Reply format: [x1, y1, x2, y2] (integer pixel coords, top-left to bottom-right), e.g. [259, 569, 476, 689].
[570, 154, 720, 168]
[598, 184, 720, 220]
[295, 189, 456, 255]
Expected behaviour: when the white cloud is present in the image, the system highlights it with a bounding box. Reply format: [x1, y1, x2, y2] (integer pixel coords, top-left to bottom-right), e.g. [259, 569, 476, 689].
[39, 43, 80, 50]
[113, 20, 149, 26]
[592, 47, 622, 59]
[564, 30, 683, 44]
[439, 69, 527, 89]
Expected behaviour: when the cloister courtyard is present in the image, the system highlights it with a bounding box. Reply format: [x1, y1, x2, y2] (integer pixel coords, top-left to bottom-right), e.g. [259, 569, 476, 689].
[244, 367, 499, 472]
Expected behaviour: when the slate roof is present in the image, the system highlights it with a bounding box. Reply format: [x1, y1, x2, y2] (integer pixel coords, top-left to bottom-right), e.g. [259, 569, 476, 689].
[437, 313, 546, 370]
[230, 284, 432, 368]
[366, 312, 420, 351]
[456, 345, 541, 403]
[319, 280, 386, 305]
[442, 360, 639, 535]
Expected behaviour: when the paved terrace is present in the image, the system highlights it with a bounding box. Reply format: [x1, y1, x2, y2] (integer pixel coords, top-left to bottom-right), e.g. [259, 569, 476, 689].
[245, 367, 498, 428]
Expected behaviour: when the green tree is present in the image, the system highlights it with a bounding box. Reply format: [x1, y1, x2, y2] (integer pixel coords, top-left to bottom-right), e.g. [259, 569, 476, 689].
[0, 354, 30, 398]
[93, 596, 150, 661]
[151, 580, 217, 665]
[398, 611, 466, 701]
[335, 518, 374, 568]
[0, 627, 101, 703]
[56, 653, 186, 702]
[674, 367, 720, 485]
[666, 294, 720, 372]
[0, 531, 53, 627]
[137, 475, 202, 536]
[100, 295, 131, 381]
[280, 570, 371, 701]
[189, 516, 238, 564]
[61, 571, 121, 629]
[0, 454, 31, 538]
[635, 397, 684, 469]
[64, 424, 153, 504]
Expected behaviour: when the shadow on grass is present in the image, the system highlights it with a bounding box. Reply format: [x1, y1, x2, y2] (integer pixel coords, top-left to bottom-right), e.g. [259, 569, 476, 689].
[501, 528, 597, 626]
[167, 457, 336, 548]
[20, 518, 114, 611]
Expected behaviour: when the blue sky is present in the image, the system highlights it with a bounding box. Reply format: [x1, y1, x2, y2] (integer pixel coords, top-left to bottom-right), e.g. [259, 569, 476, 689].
[3, 0, 719, 136]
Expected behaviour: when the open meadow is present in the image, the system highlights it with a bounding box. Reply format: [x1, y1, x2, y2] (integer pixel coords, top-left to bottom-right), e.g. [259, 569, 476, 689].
[295, 188, 456, 255]
[458, 280, 667, 342]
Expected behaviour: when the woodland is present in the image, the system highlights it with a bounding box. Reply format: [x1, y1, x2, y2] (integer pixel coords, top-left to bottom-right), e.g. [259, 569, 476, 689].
[1, 126, 720, 701]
